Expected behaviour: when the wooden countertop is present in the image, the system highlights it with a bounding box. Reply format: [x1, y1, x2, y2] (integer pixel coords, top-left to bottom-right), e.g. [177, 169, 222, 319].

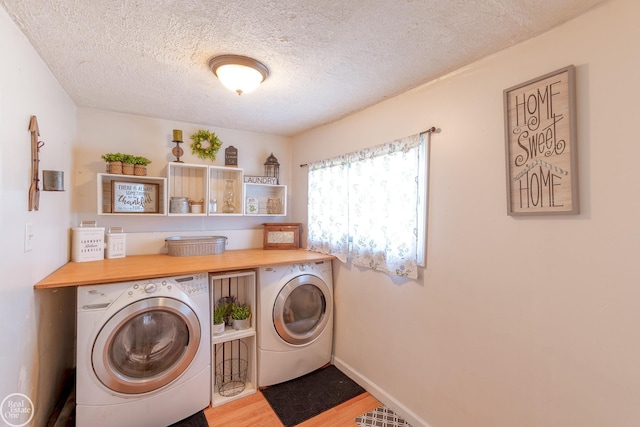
[34, 249, 335, 289]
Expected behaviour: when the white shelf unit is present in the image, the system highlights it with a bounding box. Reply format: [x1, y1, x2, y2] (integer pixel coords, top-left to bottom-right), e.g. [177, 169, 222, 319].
[97, 166, 287, 217]
[167, 163, 208, 216]
[244, 183, 287, 216]
[97, 173, 167, 215]
[209, 166, 244, 216]
[209, 270, 256, 406]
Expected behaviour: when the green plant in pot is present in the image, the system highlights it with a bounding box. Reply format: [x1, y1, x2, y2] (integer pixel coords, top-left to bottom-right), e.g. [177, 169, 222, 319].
[217, 295, 237, 326]
[212, 304, 226, 335]
[132, 156, 151, 176]
[101, 152, 126, 174]
[121, 154, 136, 175]
[132, 156, 151, 165]
[231, 303, 251, 330]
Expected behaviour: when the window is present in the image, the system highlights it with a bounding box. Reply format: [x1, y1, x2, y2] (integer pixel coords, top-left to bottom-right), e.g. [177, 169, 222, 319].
[307, 133, 427, 279]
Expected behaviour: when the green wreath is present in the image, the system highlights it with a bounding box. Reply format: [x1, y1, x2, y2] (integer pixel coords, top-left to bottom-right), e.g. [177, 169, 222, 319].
[190, 129, 223, 161]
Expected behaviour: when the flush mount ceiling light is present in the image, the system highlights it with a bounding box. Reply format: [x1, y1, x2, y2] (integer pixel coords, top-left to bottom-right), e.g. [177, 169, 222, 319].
[209, 55, 269, 95]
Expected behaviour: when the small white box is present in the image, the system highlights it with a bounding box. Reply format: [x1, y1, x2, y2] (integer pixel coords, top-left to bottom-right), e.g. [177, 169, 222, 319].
[71, 222, 104, 262]
[105, 227, 126, 259]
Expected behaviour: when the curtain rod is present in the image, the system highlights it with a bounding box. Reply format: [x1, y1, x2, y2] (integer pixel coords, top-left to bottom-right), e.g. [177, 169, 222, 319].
[299, 126, 437, 167]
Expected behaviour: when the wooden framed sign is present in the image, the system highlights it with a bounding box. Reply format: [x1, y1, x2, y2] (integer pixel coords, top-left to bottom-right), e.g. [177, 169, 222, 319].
[263, 223, 302, 250]
[504, 65, 578, 215]
[111, 181, 159, 213]
[225, 145, 238, 167]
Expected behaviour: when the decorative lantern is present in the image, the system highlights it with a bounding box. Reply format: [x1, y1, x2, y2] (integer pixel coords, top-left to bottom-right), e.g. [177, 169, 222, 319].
[264, 153, 280, 184]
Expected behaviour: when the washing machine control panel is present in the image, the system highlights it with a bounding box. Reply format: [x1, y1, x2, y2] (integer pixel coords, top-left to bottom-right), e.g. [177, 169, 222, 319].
[144, 283, 158, 293]
[78, 273, 209, 310]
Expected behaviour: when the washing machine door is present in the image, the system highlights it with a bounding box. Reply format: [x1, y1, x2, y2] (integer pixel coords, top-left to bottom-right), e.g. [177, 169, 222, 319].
[92, 297, 201, 394]
[273, 274, 332, 345]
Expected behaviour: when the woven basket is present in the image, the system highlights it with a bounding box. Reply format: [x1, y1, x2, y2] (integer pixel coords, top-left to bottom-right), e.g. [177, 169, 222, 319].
[107, 161, 122, 174]
[133, 164, 147, 176]
[122, 163, 134, 175]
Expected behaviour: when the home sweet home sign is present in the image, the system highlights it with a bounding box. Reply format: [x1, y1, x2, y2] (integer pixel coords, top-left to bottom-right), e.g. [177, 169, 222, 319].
[504, 65, 578, 215]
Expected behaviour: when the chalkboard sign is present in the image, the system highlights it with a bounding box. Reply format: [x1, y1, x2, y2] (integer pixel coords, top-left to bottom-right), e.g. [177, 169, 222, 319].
[225, 145, 238, 167]
[504, 65, 578, 216]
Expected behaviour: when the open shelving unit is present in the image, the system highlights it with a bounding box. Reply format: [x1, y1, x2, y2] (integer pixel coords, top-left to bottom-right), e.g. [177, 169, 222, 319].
[97, 164, 286, 216]
[244, 183, 287, 216]
[209, 270, 256, 406]
[167, 163, 208, 216]
[209, 166, 244, 216]
[97, 173, 167, 215]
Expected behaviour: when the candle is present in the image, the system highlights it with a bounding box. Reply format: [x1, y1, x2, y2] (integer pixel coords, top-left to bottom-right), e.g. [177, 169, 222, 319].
[172, 129, 183, 141]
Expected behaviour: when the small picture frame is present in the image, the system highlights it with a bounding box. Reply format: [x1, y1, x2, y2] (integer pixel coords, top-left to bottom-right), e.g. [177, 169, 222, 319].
[504, 65, 579, 215]
[263, 223, 302, 250]
[246, 197, 259, 215]
[225, 145, 238, 167]
[111, 181, 159, 213]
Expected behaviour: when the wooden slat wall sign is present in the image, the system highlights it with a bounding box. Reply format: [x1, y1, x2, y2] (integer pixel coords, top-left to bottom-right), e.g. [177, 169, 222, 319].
[503, 65, 579, 215]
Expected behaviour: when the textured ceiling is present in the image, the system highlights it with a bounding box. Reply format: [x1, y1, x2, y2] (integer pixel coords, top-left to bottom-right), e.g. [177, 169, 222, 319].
[2, 0, 607, 136]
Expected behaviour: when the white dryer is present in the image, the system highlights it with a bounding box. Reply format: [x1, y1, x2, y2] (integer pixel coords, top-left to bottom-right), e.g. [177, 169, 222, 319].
[76, 273, 210, 427]
[257, 261, 333, 387]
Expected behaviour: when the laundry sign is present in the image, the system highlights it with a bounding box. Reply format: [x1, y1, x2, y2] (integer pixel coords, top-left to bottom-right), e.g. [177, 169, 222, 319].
[503, 65, 579, 215]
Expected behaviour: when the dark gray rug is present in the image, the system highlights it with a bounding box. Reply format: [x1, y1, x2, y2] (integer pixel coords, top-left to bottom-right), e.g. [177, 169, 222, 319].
[261, 365, 366, 427]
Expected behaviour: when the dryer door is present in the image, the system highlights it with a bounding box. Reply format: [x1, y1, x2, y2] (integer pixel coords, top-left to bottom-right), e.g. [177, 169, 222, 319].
[92, 297, 201, 394]
[273, 274, 332, 345]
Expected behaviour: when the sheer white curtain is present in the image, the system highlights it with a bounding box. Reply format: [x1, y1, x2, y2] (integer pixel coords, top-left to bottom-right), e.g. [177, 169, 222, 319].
[307, 155, 350, 262]
[349, 134, 422, 278]
[307, 133, 424, 278]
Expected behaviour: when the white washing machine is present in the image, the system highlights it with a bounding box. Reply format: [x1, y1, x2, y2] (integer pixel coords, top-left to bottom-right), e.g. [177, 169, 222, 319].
[257, 261, 333, 387]
[76, 273, 211, 427]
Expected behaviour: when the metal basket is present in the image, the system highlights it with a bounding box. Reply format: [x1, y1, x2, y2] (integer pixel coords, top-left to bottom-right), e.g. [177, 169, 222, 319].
[215, 358, 248, 397]
[164, 236, 227, 256]
[215, 340, 248, 397]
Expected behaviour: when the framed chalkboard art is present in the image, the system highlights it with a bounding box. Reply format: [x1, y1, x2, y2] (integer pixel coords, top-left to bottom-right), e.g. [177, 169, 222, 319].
[504, 65, 578, 216]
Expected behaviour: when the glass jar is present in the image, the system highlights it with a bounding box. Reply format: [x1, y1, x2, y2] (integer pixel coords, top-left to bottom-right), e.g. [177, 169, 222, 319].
[222, 180, 235, 213]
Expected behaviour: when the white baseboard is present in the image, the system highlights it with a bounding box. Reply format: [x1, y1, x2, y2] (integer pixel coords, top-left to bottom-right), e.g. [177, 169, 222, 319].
[332, 356, 432, 427]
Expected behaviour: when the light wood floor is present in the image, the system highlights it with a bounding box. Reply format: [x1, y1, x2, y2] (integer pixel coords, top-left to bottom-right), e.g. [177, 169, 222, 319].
[205, 390, 380, 426]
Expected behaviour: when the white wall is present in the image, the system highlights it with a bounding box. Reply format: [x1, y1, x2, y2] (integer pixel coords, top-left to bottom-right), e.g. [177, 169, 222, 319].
[291, 0, 640, 426]
[74, 108, 292, 251]
[0, 6, 76, 427]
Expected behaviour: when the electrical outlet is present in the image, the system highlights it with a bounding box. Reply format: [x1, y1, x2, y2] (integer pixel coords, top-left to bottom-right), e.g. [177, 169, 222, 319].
[24, 223, 33, 252]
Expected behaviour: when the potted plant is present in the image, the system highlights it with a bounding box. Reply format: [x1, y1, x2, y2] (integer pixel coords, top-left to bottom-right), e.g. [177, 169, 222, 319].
[121, 154, 136, 175]
[212, 304, 226, 335]
[101, 152, 125, 174]
[217, 295, 236, 326]
[132, 156, 151, 176]
[231, 303, 251, 330]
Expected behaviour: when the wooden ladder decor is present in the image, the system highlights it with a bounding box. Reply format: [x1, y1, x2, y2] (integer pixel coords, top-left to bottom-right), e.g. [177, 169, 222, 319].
[28, 115, 44, 211]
